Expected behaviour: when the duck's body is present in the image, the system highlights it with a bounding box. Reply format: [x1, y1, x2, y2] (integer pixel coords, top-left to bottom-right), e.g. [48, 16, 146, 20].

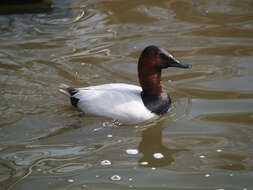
[60, 83, 157, 124]
[59, 46, 190, 124]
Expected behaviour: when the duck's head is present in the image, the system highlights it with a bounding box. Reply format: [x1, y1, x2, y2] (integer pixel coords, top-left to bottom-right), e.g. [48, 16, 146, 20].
[138, 45, 191, 96]
[138, 45, 190, 70]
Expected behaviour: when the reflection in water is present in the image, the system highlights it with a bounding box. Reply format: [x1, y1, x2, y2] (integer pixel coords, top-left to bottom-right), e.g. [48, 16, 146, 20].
[138, 121, 186, 167]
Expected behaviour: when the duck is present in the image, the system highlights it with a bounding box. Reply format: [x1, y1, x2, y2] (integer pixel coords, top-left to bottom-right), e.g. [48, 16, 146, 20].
[59, 45, 191, 124]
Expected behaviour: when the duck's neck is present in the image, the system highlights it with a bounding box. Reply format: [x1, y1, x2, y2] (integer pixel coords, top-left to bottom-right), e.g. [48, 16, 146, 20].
[137, 48, 171, 115]
[139, 69, 171, 115]
[138, 67, 164, 96]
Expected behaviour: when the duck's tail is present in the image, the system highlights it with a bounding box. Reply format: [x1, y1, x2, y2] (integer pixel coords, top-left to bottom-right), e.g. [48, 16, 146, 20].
[59, 83, 78, 97]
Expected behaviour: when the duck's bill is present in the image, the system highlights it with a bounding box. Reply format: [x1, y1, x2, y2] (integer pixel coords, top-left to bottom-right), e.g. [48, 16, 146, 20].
[168, 57, 191, 68]
[160, 50, 191, 69]
[171, 61, 191, 69]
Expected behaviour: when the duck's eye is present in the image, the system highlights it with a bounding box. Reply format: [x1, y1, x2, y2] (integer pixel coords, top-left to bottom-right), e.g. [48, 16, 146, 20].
[160, 53, 169, 60]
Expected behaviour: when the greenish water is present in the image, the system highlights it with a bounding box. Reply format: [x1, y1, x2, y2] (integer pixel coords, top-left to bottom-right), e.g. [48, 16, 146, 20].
[0, 0, 253, 189]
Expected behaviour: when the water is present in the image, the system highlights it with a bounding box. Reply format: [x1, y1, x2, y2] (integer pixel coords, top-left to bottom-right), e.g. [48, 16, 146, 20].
[0, 0, 253, 189]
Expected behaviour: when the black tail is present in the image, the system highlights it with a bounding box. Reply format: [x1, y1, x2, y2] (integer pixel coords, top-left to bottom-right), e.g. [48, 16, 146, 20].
[59, 84, 79, 108]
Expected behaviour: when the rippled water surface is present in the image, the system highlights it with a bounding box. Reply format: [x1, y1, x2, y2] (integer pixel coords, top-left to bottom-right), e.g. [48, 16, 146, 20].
[1, 0, 253, 189]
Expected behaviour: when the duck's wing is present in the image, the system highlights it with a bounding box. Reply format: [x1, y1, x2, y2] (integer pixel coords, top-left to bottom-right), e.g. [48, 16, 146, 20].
[73, 84, 155, 124]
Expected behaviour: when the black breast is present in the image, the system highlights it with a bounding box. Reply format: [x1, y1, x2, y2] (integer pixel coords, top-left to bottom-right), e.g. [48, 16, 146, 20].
[141, 92, 171, 115]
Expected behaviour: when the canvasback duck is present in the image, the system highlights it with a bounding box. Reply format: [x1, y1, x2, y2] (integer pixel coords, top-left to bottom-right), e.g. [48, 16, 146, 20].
[59, 45, 191, 124]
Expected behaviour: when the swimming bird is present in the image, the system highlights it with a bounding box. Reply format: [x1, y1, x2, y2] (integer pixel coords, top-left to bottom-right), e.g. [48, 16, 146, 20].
[59, 45, 191, 124]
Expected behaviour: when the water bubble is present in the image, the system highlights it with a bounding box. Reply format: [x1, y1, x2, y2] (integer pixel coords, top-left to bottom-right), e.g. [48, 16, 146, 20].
[110, 175, 121, 181]
[96, 175, 100, 178]
[126, 149, 139, 155]
[205, 174, 210, 177]
[140, 161, 148, 166]
[153, 153, 164, 159]
[82, 184, 87, 188]
[216, 149, 223, 153]
[107, 134, 113, 138]
[128, 177, 133, 181]
[67, 179, 74, 183]
[101, 160, 111, 166]
[151, 167, 156, 170]
[199, 155, 205, 158]
[93, 127, 102, 132]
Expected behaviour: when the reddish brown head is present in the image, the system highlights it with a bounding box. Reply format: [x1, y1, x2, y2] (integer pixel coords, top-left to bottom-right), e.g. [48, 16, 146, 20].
[138, 45, 190, 96]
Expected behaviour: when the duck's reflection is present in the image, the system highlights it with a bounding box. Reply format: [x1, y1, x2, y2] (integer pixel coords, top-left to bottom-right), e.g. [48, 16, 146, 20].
[138, 121, 186, 167]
